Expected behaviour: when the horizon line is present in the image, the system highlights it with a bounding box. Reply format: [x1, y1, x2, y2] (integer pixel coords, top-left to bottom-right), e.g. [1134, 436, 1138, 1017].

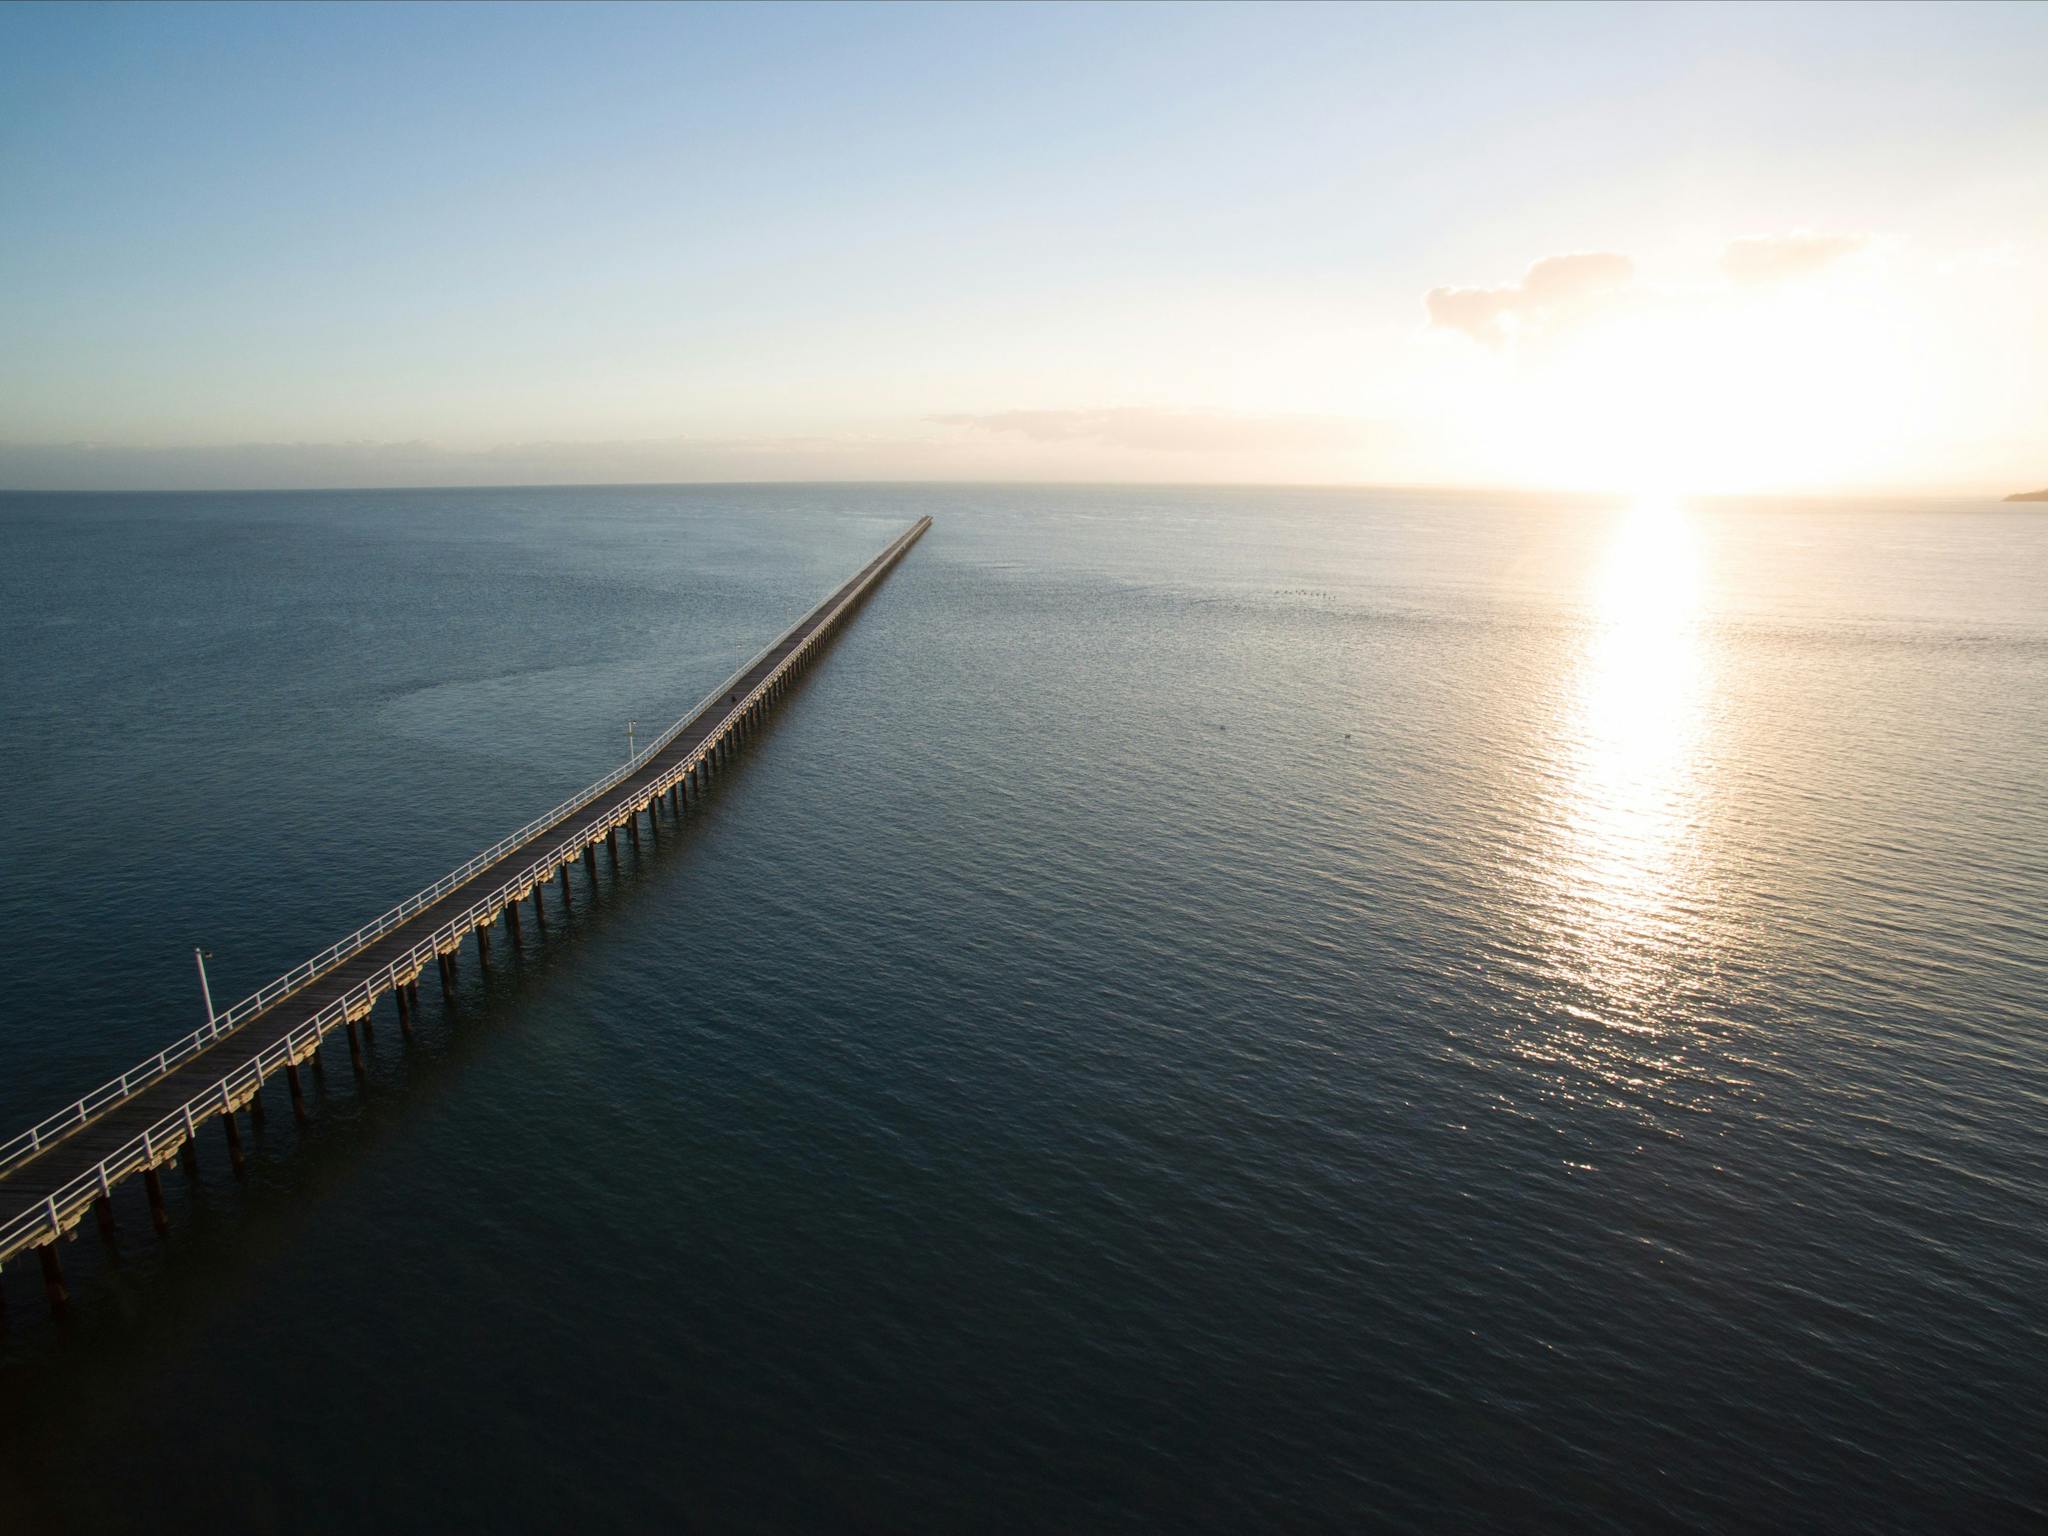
[0, 476, 2020, 502]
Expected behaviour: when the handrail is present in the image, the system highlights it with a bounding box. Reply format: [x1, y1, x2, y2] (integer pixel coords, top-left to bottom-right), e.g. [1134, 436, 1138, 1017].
[0, 517, 930, 1215]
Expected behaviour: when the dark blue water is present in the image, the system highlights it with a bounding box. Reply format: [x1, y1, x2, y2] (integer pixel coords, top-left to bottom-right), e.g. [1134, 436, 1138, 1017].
[0, 485, 2043, 1532]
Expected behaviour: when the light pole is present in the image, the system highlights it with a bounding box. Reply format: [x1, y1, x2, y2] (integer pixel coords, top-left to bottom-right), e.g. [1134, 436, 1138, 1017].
[627, 719, 637, 762]
[195, 947, 217, 1039]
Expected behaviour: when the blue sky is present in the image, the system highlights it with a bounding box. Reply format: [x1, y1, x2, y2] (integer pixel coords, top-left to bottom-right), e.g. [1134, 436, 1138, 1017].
[2, 1, 2043, 491]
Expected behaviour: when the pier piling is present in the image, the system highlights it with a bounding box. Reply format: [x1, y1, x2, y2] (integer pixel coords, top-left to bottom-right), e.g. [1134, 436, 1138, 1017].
[38, 1243, 66, 1311]
[143, 1168, 170, 1233]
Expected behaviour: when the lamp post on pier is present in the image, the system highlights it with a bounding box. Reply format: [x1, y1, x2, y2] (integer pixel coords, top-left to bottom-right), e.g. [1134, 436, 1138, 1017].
[195, 948, 217, 1039]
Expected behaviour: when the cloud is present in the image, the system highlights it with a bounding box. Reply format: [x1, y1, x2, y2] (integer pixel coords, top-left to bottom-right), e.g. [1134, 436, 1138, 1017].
[1719, 232, 1868, 286]
[1424, 251, 1636, 348]
[931, 408, 1368, 454]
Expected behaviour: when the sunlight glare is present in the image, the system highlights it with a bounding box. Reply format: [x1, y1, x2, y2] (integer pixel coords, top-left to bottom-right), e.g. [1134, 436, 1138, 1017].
[1544, 495, 1713, 1015]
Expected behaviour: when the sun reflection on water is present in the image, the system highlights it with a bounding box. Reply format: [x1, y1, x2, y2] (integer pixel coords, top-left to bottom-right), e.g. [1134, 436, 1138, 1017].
[1546, 497, 1712, 1020]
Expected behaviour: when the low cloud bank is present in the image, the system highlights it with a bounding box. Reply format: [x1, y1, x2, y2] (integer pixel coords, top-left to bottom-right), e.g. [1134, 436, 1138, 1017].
[0, 410, 1377, 491]
[0, 434, 944, 492]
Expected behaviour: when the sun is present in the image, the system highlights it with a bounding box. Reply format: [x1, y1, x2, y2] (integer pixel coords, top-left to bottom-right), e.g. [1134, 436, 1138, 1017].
[1481, 263, 1906, 497]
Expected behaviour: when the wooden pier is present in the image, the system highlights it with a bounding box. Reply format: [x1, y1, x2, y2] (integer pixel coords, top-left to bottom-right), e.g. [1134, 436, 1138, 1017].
[0, 518, 931, 1307]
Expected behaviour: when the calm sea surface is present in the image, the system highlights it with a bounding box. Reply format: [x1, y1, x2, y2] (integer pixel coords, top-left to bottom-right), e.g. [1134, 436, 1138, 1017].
[0, 484, 2042, 1532]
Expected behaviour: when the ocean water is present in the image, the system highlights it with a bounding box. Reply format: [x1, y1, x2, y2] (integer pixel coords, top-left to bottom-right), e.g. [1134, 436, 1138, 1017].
[0, 483, 2042, 1533]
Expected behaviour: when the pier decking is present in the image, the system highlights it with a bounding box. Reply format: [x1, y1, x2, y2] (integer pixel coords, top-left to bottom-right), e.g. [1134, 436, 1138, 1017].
[0, 517, 932, 1304]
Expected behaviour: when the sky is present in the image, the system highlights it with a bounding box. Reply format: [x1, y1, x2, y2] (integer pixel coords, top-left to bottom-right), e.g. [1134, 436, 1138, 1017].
[1, 0, 2042, 495]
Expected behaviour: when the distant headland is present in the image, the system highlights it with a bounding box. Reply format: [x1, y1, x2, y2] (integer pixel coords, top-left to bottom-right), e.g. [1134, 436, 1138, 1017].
[2005, 489, 2048, 502]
